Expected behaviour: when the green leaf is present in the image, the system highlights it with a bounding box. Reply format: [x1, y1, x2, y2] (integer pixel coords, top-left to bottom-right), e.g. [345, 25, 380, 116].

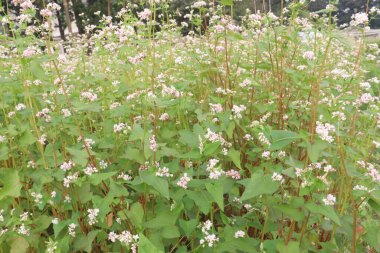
[228, 149, 241, 169]
[179, 130, 198, 148]
[144, 211, 176, 229]
[161, 225, 180, 239]
[89, 172, 116, 185]
[73, 230, 99, 253]
[205, 182, 224, 211]
[129, 124, 144, 141]
[0, 146, 9, 160]
[140, 171, 169, 199]
[226, 122, 235, 138]
[221, 0, 233, 6]
[240, 174, 280, 201]
[368, 199, 380, 214]
[19, 130, 36, 146]
[34, 215, 52, 232]
[138, 234, 164, 253]
[276, 241, 300, 253]
[77, 182, 93, 203]
[74, 102, 101, 112]
[307, 140, 329, 163]
[0, 168, 22, 200]
[273, 205, 305, 221]
[187, 190, 212, 213]
[66, 147, 88, 166]
[270, 130, 299, 150]
[109, 181, 129, 197]
[179, 219, 197, 237]
[9, 236, 29, 253]
[127, 202, 144, 226]
[53, 220, 69, 239]
[305, 203, 341, 226]
[122, 147, 144, 164]
[203, 142, 220, 156]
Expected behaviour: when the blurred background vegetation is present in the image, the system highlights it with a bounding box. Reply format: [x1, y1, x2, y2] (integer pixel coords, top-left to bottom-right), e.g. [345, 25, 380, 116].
[1, 0, 380, 39]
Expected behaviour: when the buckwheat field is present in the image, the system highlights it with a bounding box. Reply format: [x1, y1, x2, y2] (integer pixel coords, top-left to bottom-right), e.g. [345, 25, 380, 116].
[0, 0, 380, 252]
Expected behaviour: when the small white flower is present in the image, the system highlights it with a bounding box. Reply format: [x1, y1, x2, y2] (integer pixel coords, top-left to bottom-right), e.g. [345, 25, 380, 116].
[271, 172, 284, 184]
[87, 208, 100, 225]
[177, 173, 191, 189]
[322, 194, 336, 206]
[68, 223, 77, 237]
[234, 230, 245, 238]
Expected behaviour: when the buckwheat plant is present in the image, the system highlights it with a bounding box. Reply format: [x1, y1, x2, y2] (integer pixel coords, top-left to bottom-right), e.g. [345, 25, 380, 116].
[0, 0, 379, 252]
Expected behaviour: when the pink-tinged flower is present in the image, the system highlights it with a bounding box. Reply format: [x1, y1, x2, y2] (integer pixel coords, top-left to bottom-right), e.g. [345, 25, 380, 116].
[271, 172, 284, 184]
[138, 9, 151, 21]
[234, 230, 245, 238]
[322, 194, 336, 206]
[177, 173, 191, 189]
[225, 169, 240, 180]
[302, 51, 315, 60]
[149, 135, 158, 152]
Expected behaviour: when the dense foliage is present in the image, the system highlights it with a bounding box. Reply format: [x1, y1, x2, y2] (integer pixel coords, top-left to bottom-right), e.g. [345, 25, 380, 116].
[0, 0, 380, 252]
[2, 0, 380, 39]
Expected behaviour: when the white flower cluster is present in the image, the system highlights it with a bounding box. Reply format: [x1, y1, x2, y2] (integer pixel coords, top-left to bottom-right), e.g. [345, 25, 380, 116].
[60, 160, 75, 171]
[40, 2, 61, 17]
[27, 160, 36, 168]
[36, 108, 51, 122]
[231, 105, 247, 119]
[84, 165, 98, 176]
[162, 84, 182, 98]
[206, 159, 224, 180]
[38, 134, 47, 145]
[80, 90, 98, 102]
[209, 103, 223, 114]
[17, 223, 30, 236]
[316, 121, 335, 143]
[15, 103, 26, 111]
[149, 135, 158, 152]
[61, 108, 71, 118]
[225, 169, 240, 180]
[239, 79, 252, 88]
[156, 166, 173, 177]
[358, 161, 380, 183]
[358, 93, 375, 104]
[63, 172, 79, 188]
[87, 208, 100, 225]
[192, 1, 207, 8]
[332, 111, 346, 121]
[200, 220, 219, 247]
[79, 138, 95, 149]
[234, 230, 245, 238]
[204, 128, 231, 151]
[350, 12, 368, 27]
[110, 102, 121, 110]
[108, 231, 139, 253]
[271, 172, 284, 184]
[353, 185, 368, 191]
[177, 173, 191, 189]
[118, 172, 133, 181]
[322, 194, 336, 206]
[31, 192, 43, 204]
[68, 223, 77, 237]
[138, 8, 151, 21]
[113, 123, 130, 134]
[302, 51, 315, 60]
[258, 132, 271, 146]
[159, 113, 170, 121]
[261, 150, 271, 160]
